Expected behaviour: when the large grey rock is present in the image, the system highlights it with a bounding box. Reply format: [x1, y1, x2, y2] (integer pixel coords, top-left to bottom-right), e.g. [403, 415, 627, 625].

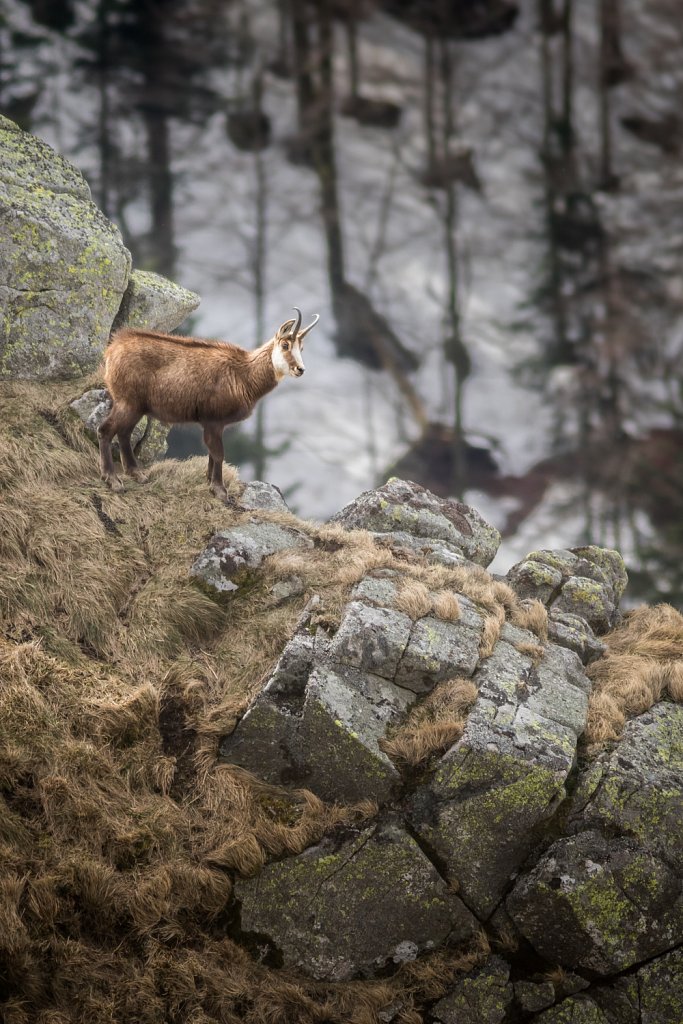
[328, 600, 413, 680]
[432, 956, 512, 1024]
[220, 619, 410, 803]
[69, 387, 168, 464]
[409, 640, 590, 919]
[111, 269, 200, 333]
[330, 478, 501, 567]
[0, 116, 131, 379]
[506, 546, 627, 636]
[235, 819, 479, 980]
[507, 703, 683, 975]
[506, 830, 683, 975]
[190, 519, 313, 596]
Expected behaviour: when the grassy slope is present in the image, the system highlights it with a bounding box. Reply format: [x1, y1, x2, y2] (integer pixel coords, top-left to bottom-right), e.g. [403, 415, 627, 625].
[0, 379, 499, 1024]
[2, 380, 682, 1023]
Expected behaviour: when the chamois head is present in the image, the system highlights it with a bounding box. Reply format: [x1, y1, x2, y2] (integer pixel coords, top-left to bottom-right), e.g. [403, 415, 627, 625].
[272, 307, 319, 380]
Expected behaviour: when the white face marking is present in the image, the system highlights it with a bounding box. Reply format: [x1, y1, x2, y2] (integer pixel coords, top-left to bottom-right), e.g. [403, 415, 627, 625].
[271, 337, 305, 379]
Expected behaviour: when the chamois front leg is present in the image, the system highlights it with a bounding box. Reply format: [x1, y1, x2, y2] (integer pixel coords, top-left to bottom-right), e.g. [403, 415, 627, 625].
[98, 402, 140, 492]
[202, 422, 228, 502]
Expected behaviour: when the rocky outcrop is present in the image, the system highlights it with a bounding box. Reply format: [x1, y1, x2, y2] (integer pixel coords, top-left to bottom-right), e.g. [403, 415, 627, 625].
[0, 117, 199, 381]
[507, 702, 683, 974]
[191, 480, 683, 1015]
[0, 115, 131, 379]
[331, 477, 501, 567]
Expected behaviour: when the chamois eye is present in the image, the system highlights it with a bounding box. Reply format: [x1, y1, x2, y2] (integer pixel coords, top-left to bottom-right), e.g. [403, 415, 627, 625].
[282, 341, 290, 350]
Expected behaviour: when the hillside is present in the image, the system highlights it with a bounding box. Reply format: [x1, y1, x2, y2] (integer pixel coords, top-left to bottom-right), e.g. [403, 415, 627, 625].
[2, 380, 683, 1022]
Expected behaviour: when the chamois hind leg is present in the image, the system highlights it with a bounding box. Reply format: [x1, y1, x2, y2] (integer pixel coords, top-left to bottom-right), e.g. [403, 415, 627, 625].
[118, 426, 149, 483]
[98, 403, 141, 492]
[206, 454, 214, 483]
[201, 422, 228, 502]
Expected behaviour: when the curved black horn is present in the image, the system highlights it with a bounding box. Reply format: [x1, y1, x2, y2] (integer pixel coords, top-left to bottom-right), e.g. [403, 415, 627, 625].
[299, 313, 320, 339]
[290, 306, 303, 336]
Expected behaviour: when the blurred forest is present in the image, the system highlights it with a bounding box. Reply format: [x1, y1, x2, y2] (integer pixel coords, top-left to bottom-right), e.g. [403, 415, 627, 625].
[1, 0, 682, 604]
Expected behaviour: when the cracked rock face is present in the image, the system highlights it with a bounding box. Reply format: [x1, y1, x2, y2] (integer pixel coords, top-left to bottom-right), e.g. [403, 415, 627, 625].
[507, 703, 683, 974]
[235, 819, 479, 981]
[0, 116, 131, 379]
[409, 637, 590, 920]
[207, 488, 681, 1003]
[330, 478, 501, 567]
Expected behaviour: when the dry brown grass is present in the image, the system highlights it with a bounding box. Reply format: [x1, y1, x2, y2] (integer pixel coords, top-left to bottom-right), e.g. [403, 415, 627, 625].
[381, 678, 479, 766]
[584, 604, 683, 746]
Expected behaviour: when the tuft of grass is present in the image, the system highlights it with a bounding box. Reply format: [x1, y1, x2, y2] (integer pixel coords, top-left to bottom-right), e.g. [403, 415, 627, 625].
[381, 678, 479, 766]
[585, 604, 683, 746]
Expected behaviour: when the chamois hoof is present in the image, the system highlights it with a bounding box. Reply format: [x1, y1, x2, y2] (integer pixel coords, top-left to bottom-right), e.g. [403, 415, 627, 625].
[103, 474, 124, 493]
[210, 482, 229, 503]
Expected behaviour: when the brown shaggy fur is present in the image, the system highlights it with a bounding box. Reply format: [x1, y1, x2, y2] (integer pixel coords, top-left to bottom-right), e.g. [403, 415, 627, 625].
[99, 314, 315, 499]
[585, 604, 683, 746]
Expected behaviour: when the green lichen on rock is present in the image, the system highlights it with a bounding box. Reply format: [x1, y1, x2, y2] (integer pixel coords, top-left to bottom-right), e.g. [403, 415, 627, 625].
[0, 119, 132, 379]
[235, 819, 478, 981]
[506, 829, 683, 974]
[412, 748, 563, 919]
[112, 269, 200, 333]
[432, 956, 512, 1024]
[639, 948, 683, 1024]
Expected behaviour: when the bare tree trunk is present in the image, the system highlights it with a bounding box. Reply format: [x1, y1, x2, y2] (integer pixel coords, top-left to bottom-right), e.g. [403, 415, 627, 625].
[424, 34, 438, 179]
[560, 0, 575, 155]
[440, 38, 469, 498]
[538, 0, 568, 359]
[253, 76, 268, 481]
[96, 0, 113, 217]
[345, 18, 359, 101]
[598, 0, 618, 188]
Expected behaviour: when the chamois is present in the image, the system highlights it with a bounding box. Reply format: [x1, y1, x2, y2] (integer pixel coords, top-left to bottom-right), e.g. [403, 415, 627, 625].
[98, 307, 319, 501]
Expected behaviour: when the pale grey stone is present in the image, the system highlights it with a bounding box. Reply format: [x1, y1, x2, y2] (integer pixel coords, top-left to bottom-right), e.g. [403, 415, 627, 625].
[69, 387, 169, 464]
[552, 576, 616, 634]
[111, 268, 200, 333]
[328, 600, 413, 680]
[548, 610, 606, 664]
[394, 615, 481, 692]
[235, 820, 479, 981]
[330, 478, 500, 567]
[506, 558, 563, 603]
[238, 480, 289, 512]
[190, 518, 313, 595]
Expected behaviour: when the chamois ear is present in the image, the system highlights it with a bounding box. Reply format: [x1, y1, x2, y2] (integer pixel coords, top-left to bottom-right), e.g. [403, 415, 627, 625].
[277, 318, 296, 339]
